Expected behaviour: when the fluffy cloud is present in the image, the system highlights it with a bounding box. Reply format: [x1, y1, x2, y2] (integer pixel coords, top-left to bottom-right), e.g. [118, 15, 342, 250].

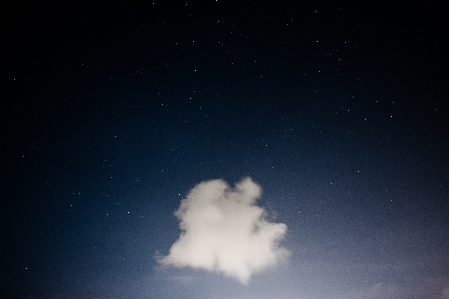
[159, 177, 289, 284]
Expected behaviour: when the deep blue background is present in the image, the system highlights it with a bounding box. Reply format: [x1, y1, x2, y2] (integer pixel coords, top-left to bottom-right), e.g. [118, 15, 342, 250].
[1, 1, 448, 298]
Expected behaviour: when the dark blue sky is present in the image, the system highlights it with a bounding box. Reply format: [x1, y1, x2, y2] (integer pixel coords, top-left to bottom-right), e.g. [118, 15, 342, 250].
[1, 1, 448, 299]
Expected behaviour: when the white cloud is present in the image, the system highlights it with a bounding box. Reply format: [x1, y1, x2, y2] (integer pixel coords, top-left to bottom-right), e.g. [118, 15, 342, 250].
[159, 177, 289, 284]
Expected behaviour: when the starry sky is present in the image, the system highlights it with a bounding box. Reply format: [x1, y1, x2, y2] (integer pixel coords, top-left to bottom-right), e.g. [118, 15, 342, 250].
[1, 1, 448, 299]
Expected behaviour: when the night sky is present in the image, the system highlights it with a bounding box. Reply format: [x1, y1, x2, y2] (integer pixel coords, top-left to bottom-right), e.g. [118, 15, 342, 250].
[1, 1, 448, 299]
